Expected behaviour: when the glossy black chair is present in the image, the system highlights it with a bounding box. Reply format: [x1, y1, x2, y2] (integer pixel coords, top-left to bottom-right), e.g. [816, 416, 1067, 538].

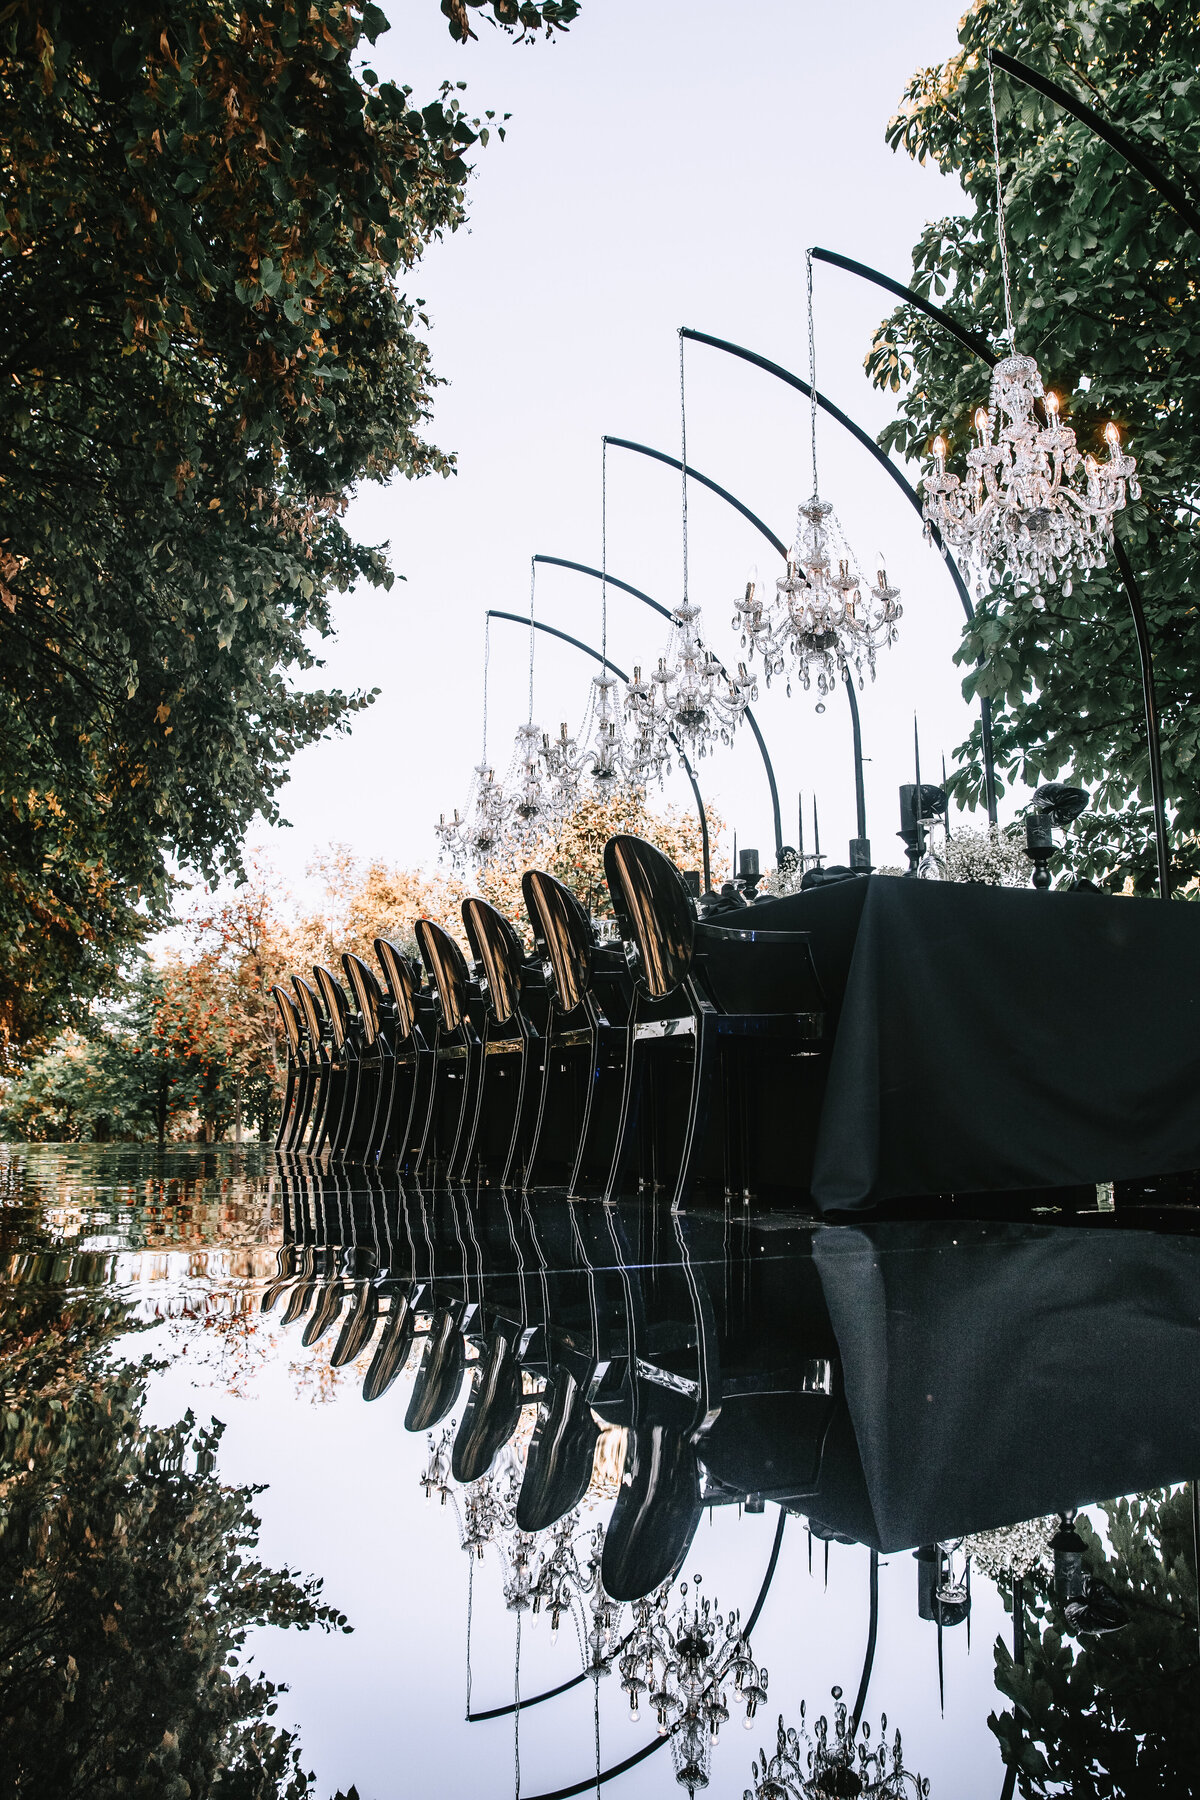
[459, 897, 547, 1184]
[413, 918, 481, 1175]
[373, 937, 435, 1168]
[271, 984, 308, 1151]
[521, 869, 633, 1193]
[291, 975, 331, 1155]
[313, 963, 355, 1157]
[603, 834, 827, 1209]
[341, 952, 390, 1162]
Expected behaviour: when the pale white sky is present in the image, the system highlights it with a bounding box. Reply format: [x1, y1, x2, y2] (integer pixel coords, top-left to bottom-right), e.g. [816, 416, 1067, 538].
[250, 0, 999, 901]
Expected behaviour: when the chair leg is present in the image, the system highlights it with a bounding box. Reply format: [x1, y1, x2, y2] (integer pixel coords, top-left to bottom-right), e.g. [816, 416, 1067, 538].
[275, 1069, 297, 1152]
[334, 1060, 364, 1161]
[309, 1066, 334, 1156]
[520, 1024, 559, 1191]
[672, 1013, 720, 1212]
[501, 1039, 541, 1189]
[286, 1070, 313, 1153]
[602, 1014, 647, 1204]
[448, 1039, 489, 1181]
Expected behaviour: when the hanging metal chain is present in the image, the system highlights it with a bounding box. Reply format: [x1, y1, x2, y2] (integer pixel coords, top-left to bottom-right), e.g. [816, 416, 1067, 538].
[806, 248, 820, 495]
[678, 328, 689, 605]
[593, 1669, 601, 1800]
[987, 50, 1017, 353]
[527, 557, 537, 726]
[601, 438, 608, 672]
[465, 1551, 474, 1719]
[482, 615, 491, 765]
[514, 1609, 523, 1800]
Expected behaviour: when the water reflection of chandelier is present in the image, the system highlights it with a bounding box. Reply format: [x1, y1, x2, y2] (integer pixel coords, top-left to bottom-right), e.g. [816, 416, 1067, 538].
[921, 58, 1136, 604]
[745, 1689, 929, 1799]
[619, 1575, 767, 1797]
[733, 255, 901, 704]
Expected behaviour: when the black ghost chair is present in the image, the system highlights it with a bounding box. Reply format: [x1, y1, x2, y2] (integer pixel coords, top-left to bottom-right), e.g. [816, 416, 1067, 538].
[412, 919, 482, 1176]
[341, 952, 390, 1163]
[372, 938, 436, 1169]
[271, 984, 308, 1152]
[459, 897, 547, 1185]
[313, 963, 356, 1158]
[520, 869, 633, 1193]
[291, 975, 332, 1155]
[603, 834, 827, 1208]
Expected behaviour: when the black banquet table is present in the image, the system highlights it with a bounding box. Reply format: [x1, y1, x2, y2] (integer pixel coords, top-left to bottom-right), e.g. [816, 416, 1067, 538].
[744, 874, 1200, 1213]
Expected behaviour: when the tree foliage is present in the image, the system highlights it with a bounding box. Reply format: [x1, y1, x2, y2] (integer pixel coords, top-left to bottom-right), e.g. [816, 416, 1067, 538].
[989, 1488, 1199, 1796]
[0, 0, 571, 1056]
[871, 0, 1200, 891]
[0, 1287, 349, 1798]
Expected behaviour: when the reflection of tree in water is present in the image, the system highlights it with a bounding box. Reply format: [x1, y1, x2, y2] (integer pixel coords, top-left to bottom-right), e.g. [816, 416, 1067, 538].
[990, 1488, 1198, 1798]
[0, 1292, 350, 1798]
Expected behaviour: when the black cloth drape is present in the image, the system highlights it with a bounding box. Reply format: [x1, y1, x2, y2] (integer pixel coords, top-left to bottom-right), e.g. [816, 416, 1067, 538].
[747, 875, 1200, 1211]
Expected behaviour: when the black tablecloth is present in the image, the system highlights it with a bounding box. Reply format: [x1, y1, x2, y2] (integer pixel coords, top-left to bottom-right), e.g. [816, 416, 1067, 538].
[809, 1220, 1200, 1550]
[747, 875, 1200, 1211]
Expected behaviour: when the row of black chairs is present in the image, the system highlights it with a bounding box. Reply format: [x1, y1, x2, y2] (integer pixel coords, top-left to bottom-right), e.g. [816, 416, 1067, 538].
[271, 835, 828, 1208]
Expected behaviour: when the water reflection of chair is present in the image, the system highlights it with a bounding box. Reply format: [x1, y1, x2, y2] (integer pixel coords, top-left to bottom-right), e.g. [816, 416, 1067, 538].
[459, 898, 545, 1185]
[271, 985, 307, 1152]
[603, 834, 826, 1207]
[291, 976, 331, 1154]
[313, 964, 355, 1157]
[341, 952, 389, 1163]
[413, 920, 481, 1176]
[372, 938, 434, 1169]
[520, 870, 631, 1192]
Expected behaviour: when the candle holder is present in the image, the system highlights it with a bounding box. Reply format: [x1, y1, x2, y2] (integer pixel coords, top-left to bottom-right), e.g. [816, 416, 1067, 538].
[1025, 811, 1055, 889]
[737, 847, 763, 898]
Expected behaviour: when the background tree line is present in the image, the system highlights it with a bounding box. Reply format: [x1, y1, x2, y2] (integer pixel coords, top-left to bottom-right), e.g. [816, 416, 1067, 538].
[0, 790, 714, 1144]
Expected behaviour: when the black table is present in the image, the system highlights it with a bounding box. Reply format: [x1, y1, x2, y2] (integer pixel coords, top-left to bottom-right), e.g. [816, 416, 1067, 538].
[748, 875, 1200, 1212]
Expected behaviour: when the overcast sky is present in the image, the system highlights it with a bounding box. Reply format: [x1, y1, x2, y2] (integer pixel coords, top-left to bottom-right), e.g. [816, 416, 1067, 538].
[250, 0, 995, 900]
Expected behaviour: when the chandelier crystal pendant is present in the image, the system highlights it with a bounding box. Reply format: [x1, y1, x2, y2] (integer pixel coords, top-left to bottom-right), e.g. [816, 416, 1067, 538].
[744, 1688, 929, 1800]
[921, 56, 1138, 603]
[436, 617, 513, 871]
[618, 1574, 768, 1797]
[734, 256, 902, 702]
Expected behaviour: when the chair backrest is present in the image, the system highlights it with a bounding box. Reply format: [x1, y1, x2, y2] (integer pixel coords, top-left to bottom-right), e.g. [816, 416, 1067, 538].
[462, 898, 526, 1027]
[603, 835, 695, 1001]
[272, 984, 303, 1056]
[374, 937, 418, 1042]
[314, 964, 352, 1051]
[522, 869, 593, 1015]
[343, 953, 385, 1048]
[292, 974, 326, 1049]
[415, 918, 471, 1034]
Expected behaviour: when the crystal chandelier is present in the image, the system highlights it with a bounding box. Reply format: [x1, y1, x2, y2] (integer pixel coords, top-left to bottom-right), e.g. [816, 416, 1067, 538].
[733, 257, 901, 702]
[744, 1688, 929, 1800]
[628, 337, 756, 769]
[921, 57, 1137, 603]
[436, 617, 512, 871]
[618, 1574, 768, 1797]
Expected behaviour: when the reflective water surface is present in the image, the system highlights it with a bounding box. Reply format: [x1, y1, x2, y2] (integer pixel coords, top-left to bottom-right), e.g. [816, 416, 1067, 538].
[2, 1145, 1198, 1799]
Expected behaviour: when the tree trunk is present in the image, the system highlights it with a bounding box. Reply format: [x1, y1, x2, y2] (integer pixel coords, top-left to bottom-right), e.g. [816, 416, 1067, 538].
[156, 1074, 167, 1148]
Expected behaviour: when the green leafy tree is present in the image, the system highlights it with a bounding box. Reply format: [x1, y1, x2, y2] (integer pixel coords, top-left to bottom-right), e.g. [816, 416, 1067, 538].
[989, 1489, 1199, 1796]
[0, 0, 578, 1058]
[869, 0, 1200, 891]
[0, 1287, 351, 1798]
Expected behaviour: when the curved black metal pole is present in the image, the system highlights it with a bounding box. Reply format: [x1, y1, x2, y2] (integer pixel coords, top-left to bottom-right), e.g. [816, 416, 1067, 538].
[680, 325, 1000, 828]
[603, 436, 867, 853]
[532, 553, 780, 868]
[603, 435, 787, 558]
[486, 608, 711, 892]
[809, 252, 1170, 896]
[850, 1548, 880, 1735]
[520, 1509, 788, 1800]
[989, 47, 1200, 240]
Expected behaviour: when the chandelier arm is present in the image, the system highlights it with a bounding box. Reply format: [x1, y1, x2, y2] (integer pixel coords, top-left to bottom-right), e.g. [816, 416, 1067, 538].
[486, 608, 712, 893]
[533, 553, 782, 867]
[988, 48, 1200, 241]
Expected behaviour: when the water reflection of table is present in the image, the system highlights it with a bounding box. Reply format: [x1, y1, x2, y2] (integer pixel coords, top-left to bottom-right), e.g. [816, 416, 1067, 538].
[750, 876, 1200, 1211]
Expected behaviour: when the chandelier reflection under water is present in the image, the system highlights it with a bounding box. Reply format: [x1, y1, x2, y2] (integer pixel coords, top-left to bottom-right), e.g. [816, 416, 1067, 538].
[922, 355, 1138, 603]
[745, 1689, 928, 1800]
